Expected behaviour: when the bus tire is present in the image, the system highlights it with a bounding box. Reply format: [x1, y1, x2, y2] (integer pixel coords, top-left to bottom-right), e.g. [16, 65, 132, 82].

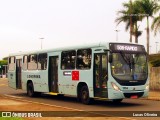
[80, 85, 91, 105]
[27, 82, 35, 97]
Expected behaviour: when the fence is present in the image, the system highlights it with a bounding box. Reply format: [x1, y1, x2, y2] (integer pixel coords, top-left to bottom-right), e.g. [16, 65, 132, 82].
[150, 67, 160, 91]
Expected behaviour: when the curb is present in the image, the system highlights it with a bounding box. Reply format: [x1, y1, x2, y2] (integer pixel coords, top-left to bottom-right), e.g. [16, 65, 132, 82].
[147, 97, 160, 101]
[141, 97, 160, 101]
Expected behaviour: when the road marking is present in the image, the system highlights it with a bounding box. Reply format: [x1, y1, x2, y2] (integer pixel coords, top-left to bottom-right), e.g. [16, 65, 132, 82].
[4, 94, 83, 111]
[4, 94, 24, 99]
[0, 78, 8, 80]
[3, 94, 136, 119]
[0, 84, 7, 86]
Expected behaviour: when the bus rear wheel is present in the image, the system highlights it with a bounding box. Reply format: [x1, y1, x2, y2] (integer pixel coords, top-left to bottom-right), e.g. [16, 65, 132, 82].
[27, 82, 35, 97]
[80, 85, 92, 105]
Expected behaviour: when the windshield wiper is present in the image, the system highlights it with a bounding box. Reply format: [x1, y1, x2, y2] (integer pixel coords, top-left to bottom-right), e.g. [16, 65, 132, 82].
[119, 52, 136, 75]
[119, 52, 131, 66]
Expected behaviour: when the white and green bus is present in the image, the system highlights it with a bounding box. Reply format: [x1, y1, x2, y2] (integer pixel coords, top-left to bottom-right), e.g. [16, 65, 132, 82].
[8, 42, 149, 104]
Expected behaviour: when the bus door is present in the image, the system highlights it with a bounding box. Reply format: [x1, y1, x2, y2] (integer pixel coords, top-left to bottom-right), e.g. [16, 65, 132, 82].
[94, 54, 108, 98]
[16, 59, 22, 89]
[49, 56, 58, 93]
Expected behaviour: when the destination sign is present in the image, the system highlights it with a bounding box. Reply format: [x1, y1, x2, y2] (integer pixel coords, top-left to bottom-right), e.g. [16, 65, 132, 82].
[116, 45, 137, 51]
[110, 43, 145, 53]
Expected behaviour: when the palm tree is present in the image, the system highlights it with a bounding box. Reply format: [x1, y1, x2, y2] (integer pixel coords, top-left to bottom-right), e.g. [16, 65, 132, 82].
[132, 1, 143, 43]
[132, 24, 143, 43]
[130, 0, 133, 43]
[136, 0, 160, 54]
[115, 1, 142, 43]
[151, 16, 160, 36]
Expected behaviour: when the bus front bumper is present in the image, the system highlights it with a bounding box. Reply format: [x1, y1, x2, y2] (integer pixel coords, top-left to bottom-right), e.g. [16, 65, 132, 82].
[108, 89, 149, 100]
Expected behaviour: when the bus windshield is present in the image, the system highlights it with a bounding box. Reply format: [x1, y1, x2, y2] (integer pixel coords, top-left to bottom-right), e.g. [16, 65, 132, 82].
[111, 52, 148, 81]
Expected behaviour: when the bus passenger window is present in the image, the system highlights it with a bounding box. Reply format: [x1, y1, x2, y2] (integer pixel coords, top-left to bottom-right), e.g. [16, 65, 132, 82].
[28, 54, 37, 70]
[8, 57, 15, 71]
[76, 49, 92, 69]
[22, 55, 28, 70]
[38, 53, 47, 70]
[61, 51, 76, 70]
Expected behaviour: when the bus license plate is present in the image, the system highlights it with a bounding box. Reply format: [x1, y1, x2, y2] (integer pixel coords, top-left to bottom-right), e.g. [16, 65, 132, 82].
[130, 95, 138, 99]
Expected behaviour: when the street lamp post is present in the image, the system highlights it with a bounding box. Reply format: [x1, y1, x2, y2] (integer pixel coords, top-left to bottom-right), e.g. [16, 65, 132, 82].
[40, 38, 44, 49]
[115, 29, 120, 41]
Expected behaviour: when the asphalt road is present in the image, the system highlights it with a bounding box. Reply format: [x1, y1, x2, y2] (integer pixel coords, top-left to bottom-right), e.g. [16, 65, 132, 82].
[0, 78, 160, 119]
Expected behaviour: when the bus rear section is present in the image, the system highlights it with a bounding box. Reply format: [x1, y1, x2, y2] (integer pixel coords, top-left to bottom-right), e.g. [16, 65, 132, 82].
[8, 56, 22, 90]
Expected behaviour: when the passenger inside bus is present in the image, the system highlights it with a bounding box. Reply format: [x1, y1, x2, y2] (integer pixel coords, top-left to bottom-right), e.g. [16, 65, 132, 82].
[122, 64, 130, 74]
[77, 54, 91, 69]
[77, 55, 86, 68]
[95, 54, 107, 88]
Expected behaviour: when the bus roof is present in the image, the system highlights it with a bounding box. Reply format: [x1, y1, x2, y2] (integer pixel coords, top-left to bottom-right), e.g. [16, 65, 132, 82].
[8, 41, 142, 57]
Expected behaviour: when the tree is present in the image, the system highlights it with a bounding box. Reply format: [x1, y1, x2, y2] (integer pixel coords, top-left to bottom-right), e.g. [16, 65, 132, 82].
[0, 60, 8, 74]
[0, 60, 7, 66]
[131, 1, 143, 43]
[115, 1, 142, 43]
[136, 0, 160, 54]
[151, 16, 160, 35]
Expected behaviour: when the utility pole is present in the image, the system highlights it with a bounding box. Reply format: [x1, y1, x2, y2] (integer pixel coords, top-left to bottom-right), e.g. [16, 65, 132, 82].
[130, 0, 133, 43]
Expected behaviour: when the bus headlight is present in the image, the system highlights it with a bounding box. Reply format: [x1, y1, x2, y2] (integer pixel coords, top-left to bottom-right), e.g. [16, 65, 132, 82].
[145, 84, 149, 90]
[111, 82, 121, 91]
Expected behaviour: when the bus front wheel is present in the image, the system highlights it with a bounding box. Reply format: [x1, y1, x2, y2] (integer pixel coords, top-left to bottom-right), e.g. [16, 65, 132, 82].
[27, 82, 35, 97]
[80, 85, 92, 105]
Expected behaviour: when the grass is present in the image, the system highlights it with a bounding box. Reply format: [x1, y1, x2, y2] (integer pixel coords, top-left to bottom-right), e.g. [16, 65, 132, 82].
[0, 118, 24, 120]
[149, 54, 160, 61]
[148, 54, 160, 67]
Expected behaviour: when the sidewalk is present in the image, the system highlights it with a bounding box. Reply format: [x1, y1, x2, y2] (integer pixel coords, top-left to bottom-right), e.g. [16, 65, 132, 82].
[147, 90, 160, 101]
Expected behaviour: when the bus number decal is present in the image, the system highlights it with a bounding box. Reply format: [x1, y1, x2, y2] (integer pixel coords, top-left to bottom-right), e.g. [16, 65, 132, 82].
[72, 71, 79, 81]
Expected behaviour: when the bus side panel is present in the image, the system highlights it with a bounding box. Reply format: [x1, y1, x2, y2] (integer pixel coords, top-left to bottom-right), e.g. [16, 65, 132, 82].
[57, 67, 64, 94]
[22, 70, 49, 92]
[34, 70, 48, 92]
[59, 70, 76, 95]
[8, 70, 17, 89]
[77, 70, 94, 97]
[59, 70, 93, 97]
[21, 71, 27, 90]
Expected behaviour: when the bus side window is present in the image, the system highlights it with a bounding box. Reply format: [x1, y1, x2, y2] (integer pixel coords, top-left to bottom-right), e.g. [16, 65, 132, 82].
[61, 50, 76, 70]
[23, 55, 28, 70]
[8, 57, 15, 71]
[38, 53, 47, 70]
[76, 49, 92, 69]
[28, 54, 37, 70]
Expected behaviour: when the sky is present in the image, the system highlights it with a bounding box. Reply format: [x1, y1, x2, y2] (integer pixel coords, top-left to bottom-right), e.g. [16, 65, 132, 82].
[0, 0, 160, 59]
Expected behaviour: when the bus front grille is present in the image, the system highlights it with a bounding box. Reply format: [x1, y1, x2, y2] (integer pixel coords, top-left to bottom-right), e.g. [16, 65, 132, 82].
[123, 92, 144, 98]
